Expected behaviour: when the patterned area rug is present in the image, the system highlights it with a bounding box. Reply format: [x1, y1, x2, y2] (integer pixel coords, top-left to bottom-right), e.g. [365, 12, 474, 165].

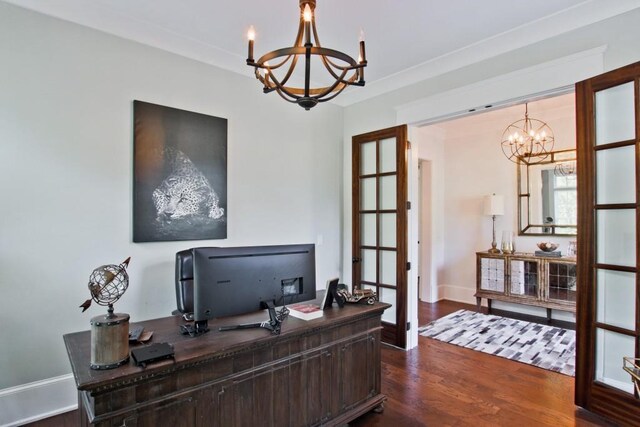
[418, 309, 575, 376]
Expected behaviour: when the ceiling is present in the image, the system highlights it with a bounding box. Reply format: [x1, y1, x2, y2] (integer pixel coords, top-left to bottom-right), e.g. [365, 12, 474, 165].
[5, 0, 640, 106]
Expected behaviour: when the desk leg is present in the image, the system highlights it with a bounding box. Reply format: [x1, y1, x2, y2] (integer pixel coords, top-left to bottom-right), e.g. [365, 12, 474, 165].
[487, 299, 492, 315]
[78, 391, 89, 427]
[476, 297, 482, 313]
[546, 308, 552, 322]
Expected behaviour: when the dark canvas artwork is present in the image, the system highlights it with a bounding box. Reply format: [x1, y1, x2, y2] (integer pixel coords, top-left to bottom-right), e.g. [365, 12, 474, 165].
[133, 101, 227, 242]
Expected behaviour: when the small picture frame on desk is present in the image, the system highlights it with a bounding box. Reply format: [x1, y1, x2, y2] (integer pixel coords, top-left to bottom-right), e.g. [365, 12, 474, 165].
[321, 277, 342, 309]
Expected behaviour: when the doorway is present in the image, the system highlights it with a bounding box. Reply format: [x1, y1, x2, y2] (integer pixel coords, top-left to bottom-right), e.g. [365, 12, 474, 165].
[413, 92, 577, 321]
[418, 159, 436, 302]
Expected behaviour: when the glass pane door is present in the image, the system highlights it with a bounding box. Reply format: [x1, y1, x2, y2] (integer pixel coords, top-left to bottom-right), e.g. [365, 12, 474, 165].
[576, 61, 640, 425]
[352, 126, 408, 348]
[593, 81, 637, 395]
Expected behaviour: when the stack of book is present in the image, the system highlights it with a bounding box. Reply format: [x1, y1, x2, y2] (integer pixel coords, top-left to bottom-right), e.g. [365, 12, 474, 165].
[288, 303, 323, 321]
[535, 250, 562, 257]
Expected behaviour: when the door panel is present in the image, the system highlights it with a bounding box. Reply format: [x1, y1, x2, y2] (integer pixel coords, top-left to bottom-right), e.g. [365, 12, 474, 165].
[576, 60, 640, 424]
[352, 125, 408, 348]
[596, 269, 636, 330]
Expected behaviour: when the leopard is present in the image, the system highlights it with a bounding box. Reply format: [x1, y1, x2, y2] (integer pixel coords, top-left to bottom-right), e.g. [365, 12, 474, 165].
[152, 148, 224, 224]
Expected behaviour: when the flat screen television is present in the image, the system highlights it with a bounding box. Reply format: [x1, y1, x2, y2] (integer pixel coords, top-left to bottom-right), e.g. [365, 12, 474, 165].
[175, 244, 316, 334]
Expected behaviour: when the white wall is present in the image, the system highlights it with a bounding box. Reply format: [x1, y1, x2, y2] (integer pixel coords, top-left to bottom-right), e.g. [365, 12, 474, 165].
[0, 1, 343, 395]
[426, 95, 576, 314]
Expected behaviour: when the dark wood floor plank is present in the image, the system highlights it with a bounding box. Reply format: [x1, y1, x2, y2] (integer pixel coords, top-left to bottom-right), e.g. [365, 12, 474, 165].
[26, 300, 612, 427]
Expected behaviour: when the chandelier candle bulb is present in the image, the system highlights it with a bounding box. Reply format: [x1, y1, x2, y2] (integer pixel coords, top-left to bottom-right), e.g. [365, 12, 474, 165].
[359, 41, 366, 62]
[359, 42, 366, 82]
[303, 3, 312, 21]
[304, 4, 312, 45]
[247, 26, 255, 62]
[263, 61, 270, 89]
[358, 29, 366, 82]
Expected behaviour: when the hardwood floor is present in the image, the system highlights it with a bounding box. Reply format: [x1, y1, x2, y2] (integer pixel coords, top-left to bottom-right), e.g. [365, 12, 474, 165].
[350, 300, 612, 427]
[27, 300, 613, 427]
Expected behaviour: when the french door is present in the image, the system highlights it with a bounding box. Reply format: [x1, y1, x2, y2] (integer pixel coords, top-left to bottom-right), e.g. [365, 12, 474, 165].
[576, 61, 640, 425]
[352, 125, 408, 348]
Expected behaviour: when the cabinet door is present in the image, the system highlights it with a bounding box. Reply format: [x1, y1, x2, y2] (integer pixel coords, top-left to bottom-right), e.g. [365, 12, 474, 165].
[546, 261, 577, 304]
[478, 256, 505, 293]
[215, 348, 334, 427]
[339, 333, 377, 412]
[508, 258, 540, 299]
[120, 397, 199, 427]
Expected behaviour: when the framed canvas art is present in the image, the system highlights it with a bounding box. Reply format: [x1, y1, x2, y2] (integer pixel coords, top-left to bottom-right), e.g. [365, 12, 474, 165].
[133, 101, 227, 242]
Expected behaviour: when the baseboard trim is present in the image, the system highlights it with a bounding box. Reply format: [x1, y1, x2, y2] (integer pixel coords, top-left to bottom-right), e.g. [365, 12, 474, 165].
[0, 374, 77, 427]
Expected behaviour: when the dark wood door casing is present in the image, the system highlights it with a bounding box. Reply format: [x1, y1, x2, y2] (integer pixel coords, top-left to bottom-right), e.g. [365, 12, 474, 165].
[352, 124, 408, 348]
[575, 61, 640, 426]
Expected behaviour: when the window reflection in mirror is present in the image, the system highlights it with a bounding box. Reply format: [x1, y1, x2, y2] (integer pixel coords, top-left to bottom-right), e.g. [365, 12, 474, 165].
[518, 149, 577, 236]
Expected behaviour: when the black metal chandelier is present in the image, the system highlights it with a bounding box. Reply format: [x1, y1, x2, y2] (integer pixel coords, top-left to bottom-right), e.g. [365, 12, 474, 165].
[246, 0, 367, 110]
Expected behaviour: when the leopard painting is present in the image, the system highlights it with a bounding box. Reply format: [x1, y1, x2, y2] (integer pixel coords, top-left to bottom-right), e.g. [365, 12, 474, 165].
[152, 149, 224, 224]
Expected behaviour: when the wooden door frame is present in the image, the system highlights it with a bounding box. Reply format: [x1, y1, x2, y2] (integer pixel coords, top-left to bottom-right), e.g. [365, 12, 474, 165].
[575, 60, 640, 424]
[352, 124, 408, 348]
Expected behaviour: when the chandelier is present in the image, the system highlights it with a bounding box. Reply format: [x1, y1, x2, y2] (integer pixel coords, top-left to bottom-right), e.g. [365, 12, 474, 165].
[500, 103, 554, 164]
[246, 0, 367, 110]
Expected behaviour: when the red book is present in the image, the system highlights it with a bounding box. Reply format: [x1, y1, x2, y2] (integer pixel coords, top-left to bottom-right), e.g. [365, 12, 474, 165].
[288, 303, 323, 321]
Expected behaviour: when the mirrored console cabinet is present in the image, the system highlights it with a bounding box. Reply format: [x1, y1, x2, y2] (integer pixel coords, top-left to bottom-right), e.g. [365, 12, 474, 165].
[475, 252, 576, 319]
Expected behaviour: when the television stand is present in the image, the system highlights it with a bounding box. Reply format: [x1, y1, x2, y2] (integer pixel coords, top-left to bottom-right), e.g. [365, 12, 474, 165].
[219, 301, 282, 335]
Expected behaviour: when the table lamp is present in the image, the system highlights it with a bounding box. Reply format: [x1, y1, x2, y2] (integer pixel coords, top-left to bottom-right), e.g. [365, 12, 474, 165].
[484, 194, 504, 254]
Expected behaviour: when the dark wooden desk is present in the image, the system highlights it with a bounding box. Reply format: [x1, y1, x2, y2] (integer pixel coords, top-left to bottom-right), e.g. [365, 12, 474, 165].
[64, 302, 388, 426]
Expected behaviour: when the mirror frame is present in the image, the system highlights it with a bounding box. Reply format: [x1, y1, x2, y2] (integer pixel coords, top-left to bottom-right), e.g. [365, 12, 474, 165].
[517, 148, 577, 236]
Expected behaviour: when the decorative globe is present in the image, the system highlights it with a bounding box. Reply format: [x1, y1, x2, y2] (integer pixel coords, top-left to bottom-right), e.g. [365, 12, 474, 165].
[80, 257, 131, 315]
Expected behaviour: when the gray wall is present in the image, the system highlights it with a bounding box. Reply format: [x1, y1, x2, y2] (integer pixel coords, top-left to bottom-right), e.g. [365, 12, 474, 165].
[0, 3, 344, 389]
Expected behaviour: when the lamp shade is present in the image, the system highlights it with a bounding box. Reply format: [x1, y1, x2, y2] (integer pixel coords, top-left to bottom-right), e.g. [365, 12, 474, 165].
[483, 194, 504, 216]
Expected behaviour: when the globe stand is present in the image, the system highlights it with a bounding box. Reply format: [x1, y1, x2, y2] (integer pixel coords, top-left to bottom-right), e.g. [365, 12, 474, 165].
[90, 305, 130, 370]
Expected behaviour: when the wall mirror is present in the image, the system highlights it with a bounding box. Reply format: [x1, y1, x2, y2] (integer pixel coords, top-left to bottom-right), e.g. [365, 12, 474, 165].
[518, 149, 577, 236]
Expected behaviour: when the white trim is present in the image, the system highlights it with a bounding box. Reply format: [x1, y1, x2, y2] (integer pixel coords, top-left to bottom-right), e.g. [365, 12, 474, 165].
[0, 374, 77, 427]
[406, 131, 420, 350]
[396, 45, 607, 126]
